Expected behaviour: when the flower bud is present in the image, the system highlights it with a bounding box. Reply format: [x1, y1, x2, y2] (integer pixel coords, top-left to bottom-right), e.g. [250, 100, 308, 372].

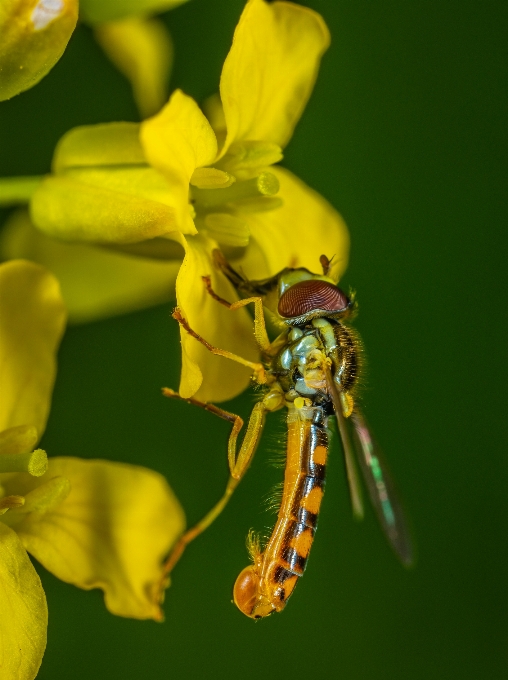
[80, 0, 189, 25]
[0, 0, 78, 101]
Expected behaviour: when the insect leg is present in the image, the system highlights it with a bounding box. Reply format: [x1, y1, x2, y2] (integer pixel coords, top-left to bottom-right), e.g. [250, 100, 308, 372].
[173, 307, 267, 384]
[162, 388, 264, 477]
[202, 275, 271, 353]
[158, 395, 268, 597]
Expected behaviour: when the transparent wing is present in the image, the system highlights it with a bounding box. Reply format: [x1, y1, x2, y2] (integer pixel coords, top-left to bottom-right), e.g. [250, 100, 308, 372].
[350, 408, 414, 566]
[324, 369, 364, 520]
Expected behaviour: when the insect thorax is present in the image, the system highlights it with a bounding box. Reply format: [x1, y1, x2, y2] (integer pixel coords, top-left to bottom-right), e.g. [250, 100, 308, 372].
[270, 318, 361, 410]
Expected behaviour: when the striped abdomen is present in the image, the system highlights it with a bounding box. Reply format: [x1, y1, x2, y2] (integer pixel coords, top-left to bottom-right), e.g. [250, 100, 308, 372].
[233, 406, 328, 618]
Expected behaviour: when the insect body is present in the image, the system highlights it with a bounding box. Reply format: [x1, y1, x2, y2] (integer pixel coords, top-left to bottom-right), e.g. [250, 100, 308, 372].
[234, 403, 329, 617]
[161, 252, 413, 618]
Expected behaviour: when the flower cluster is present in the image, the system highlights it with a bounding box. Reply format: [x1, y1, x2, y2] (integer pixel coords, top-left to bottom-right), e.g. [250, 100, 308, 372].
[0, 260, 185, 679]
[0, 0, 350, 676]
[1, 0, 349, 403]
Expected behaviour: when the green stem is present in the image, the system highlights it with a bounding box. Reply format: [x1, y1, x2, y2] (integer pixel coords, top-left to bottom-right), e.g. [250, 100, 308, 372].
[0, 175, 44, 206]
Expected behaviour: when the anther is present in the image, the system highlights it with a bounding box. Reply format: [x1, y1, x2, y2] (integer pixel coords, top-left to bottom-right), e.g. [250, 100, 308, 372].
[0, 447, 48, 476]
[218, 140, 283, 177]
[0, 495, 25, 515]
[191, 171, 280, 210]
[190, 167, 236, 189]
[7, 476, 71, 516]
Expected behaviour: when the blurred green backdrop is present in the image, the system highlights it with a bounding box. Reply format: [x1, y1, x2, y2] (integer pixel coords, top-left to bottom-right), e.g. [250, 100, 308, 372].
[1, 1, 507, 678]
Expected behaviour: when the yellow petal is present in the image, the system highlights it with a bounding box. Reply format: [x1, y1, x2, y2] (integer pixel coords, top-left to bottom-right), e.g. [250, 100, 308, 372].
[220, 0, 330, 153]
[94, 17, 173, 119]
[0, 260, 66, 437]
[0, 523, 47, 680]
[1, 210, 180, 324]
[239, 166, 350, 281]
[13, 457, 186, 621]
[30, 173, 185, 244]
[0, 425, 38, 456]
[53, 122, 145, 172]
[0, 0, 78, 101]
[80, 0, 189, 24]
[140, 90, 217, 234]
[174, 233, 259, 402]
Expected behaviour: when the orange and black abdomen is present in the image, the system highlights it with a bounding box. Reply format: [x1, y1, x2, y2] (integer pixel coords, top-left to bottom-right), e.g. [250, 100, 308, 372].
[261, 409, 329, 611]
[233, 407, 330, 618]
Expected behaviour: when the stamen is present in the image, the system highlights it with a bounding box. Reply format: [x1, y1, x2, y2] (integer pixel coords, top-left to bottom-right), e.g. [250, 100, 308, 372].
[0, 448, 48, 476]
[203, 213, 250, 247]
[0, 495, 25, 515]
[0, 424, 38, 456]
[190, 167, 235, 189]
[218, 141, 283, 178]
[2, 477, 71, 527]
[192, 171, 279, 210]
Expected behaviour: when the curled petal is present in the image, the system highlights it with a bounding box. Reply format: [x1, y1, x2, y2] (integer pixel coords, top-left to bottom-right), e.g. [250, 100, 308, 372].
[239, 166, 350, 281]
[220, 0, 330, 154]
[174, 233, 259, 402]
[94, 17, 173, 119]
[0, 523, 47, 680]
[141, 90, 217, 234]
[30, 173, 183, 244]
[52, 122, 145, 172]
[0, 260, 66, 437]
[14, 457, 186, 621]
[2, 210, 180, 324]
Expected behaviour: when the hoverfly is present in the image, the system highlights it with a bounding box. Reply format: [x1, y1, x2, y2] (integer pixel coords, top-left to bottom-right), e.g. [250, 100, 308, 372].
[161, 251, 413, 619]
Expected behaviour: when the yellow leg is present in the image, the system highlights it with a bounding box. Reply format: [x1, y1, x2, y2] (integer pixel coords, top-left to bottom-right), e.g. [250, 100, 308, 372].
[159, 391, 267, 597]
[202, 275, 271, 352]
[173, 307, 267, 385]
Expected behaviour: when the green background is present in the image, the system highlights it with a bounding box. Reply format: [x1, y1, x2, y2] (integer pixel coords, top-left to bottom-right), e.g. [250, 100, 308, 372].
[1, 0, 507, 677]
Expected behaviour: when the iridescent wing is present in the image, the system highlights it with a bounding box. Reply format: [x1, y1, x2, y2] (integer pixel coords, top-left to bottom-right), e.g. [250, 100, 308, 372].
[324, 369, 364, 520]
[350, 408, 414, 566]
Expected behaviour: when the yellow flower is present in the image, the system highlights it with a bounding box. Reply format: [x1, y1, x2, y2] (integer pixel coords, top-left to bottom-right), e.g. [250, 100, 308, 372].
[0, 260, 185, 680]
[0, 0, 78, 101]
[6, 0, 350, 403]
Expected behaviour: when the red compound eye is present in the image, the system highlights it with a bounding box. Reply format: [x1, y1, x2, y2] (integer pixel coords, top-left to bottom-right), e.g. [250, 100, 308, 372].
[278, 280, 348, 318]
